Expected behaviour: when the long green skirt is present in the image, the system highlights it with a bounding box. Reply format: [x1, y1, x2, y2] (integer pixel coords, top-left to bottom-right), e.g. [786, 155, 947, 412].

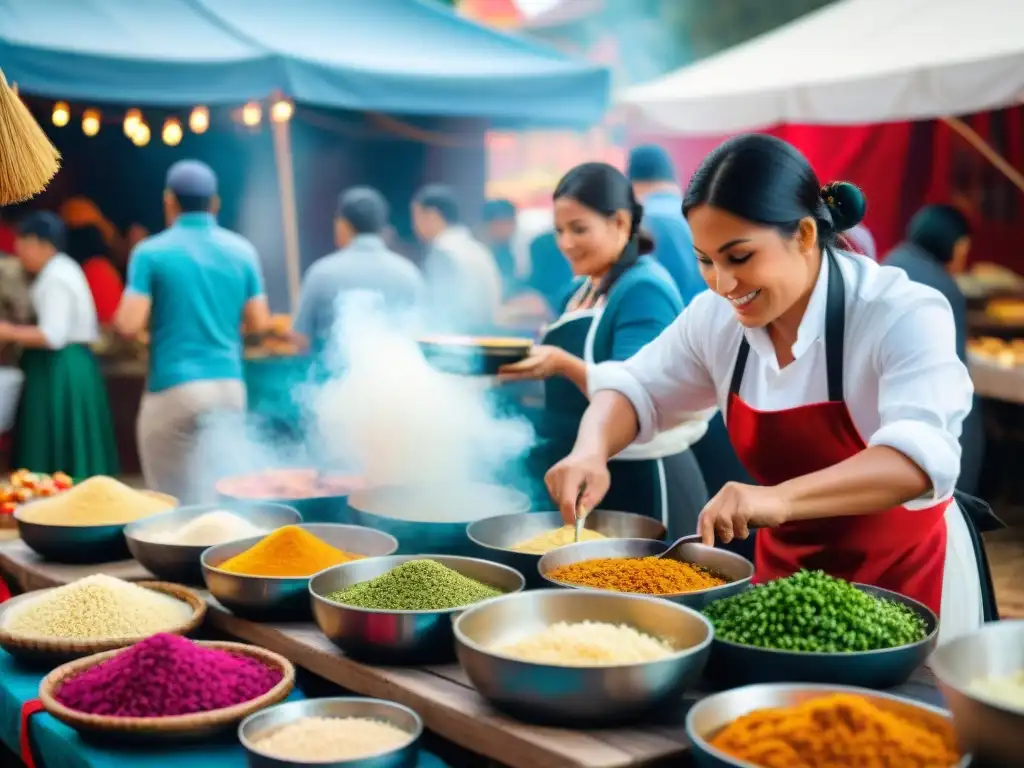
[12, 345, 119, 477]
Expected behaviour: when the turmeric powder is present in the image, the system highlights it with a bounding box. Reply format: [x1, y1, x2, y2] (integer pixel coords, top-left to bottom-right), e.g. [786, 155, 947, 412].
[546, 556, 726, 594]
[709, 693, 961, 768]
[217, 525, 360, 577]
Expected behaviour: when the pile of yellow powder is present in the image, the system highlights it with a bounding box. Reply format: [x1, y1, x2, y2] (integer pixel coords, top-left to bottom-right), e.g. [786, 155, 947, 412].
[493, 621, 676, 666]
[510, 526, 607, 554]
[0, 574, 194, 640]
[16, 476, 175, 526]
[252, 716, 413, 761]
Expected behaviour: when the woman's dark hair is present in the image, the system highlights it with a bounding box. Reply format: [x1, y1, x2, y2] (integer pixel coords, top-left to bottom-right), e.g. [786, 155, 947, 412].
[553, 162, 652, 297]
[66, 225, 109, 266]
[906, 204, 970, 264]
[683, 134, 866, 249]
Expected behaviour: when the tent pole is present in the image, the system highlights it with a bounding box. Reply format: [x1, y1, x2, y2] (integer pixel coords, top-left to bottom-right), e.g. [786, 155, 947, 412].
[940, 115, 1024, 196]
[271, 117, 302, 313]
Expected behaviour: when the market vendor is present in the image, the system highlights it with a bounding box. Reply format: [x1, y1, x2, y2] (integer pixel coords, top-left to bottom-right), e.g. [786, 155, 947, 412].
[545, 135, 998, 644]
[499, 162, 711, 537]
[0, 212, 119, 476]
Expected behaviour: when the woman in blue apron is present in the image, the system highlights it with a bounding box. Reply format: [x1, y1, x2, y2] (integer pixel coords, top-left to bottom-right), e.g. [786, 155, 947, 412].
[500, 162, 709, 537]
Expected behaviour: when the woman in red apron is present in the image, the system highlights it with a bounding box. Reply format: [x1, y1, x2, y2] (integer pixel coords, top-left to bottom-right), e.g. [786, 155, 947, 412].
[546, 134, 998, 645]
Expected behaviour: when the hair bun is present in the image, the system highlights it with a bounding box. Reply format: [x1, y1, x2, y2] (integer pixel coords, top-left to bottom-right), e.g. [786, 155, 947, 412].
[820, 181, 866, 232]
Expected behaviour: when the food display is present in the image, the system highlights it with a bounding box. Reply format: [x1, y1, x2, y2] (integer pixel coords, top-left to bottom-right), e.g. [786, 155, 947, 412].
[216, 526, 361, 577]
[245, 314, 300, 358]
[139, 510, 267, 547]
[0, 575, 193, 641]
[251, 716, 413, 762]
[703, 570, 928, 652]
[216, 468, 364, 500]
[0, 469, 73, 516]
[969, 670, 1024, 708]
[325, 559, 502, 611]
[968, 336, 1024, 367]
[708, 693, 961, 767]
[546, 557, 727, 595]
[419, 334, 533, 349]
[15, 476, 174, 526]
[54, 634, 283, 717]
[985, 297, 1024, 324]
[493, 621, 676, 666]
[511, 526, 607, 554]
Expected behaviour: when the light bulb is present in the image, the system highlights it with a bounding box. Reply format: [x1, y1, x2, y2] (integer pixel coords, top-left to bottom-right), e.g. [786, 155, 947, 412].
[52, 102, 70, 128]
[82, 109, 101, 137]
[241, 101, 261, 127]
[123, 108, 142, 137]
[162, 117, 183, 147]
[270, 99, 293, 123]
[188, 106, 209, 134]
[132, 122, 151, 147]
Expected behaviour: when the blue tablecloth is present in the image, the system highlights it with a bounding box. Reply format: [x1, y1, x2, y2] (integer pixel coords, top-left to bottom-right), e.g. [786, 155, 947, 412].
[0, 650, 449, 768]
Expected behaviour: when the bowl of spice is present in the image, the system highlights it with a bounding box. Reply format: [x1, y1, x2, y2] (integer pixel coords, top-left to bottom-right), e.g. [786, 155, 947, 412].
[216, 468, 365, 524]
[310, 555, 526, 665]
[125, 502, 302, 585]
[239, 697, 423, 768]
[0, 575, 205, 665]
[467, 510, 666, 588]
[39, 634, 294, 742]
[686, 684, 968, 768]
[453, 588, 712, 726]
[202, 524, 398, 621]
[702, 569, 937, 689]
[931, 619, 1024, 764]
[538, 537, 751, 608]
[15, 476, 178, 563]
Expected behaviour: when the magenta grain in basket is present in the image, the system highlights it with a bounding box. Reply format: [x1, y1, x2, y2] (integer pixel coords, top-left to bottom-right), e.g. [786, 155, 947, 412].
[55, 634, 282, 717]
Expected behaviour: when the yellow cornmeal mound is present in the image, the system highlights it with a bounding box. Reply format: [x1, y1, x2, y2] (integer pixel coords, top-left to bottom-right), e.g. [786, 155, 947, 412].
[16, 476, 175, 526]
[253, 717, 412, 761]
[494, 621, 675, 666]
[511, 525, 607, 554]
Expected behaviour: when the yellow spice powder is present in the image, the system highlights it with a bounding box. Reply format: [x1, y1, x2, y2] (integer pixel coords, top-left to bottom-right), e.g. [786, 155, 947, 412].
[217, 525, 361, 577]
[511, 526, 607, 554]
[16, 476, 176, 526]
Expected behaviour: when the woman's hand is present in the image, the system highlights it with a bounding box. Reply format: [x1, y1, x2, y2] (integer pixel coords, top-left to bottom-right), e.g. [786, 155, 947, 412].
[497, 345, 570, 381]
[698, 482, 791, 546]
[545, 450, 611, 524]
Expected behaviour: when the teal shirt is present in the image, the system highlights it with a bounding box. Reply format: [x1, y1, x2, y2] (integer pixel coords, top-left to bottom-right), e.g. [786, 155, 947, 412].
[126, 212, 265, 393]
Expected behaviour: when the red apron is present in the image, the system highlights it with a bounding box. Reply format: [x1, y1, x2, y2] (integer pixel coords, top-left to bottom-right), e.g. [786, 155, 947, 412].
[725, 250, 949, 616]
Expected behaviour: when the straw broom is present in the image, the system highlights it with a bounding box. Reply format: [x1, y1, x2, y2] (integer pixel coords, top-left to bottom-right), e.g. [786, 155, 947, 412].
[0, 68, 60, 205]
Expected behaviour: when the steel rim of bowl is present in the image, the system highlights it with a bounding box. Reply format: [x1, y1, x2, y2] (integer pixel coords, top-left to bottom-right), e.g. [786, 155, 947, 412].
[930, 620, 1024, 717]
[452, 588, 715, 669]
[465, 511, 665, 556]
[309, 554, 527, 616]
[237, 696, 423, 758]
[124, 502, 302, 550]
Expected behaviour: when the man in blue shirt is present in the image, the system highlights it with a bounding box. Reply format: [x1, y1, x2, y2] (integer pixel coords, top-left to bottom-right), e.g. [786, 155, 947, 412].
[114, 160, 269, 502]
[627, 144, 706, 305]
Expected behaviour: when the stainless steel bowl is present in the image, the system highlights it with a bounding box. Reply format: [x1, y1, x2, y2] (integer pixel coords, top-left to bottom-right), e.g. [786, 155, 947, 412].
[202, 524, 399, 621]
[239, 697, 422, 768]
[931, 620, 1024, 765]
[454, 588, 712, 726]
[705, 584, 938, 690]
[310, 555, 526, 665]
[537, 537, 752, 608]
[125, 502, 301, 585]
[686, 683, 970, 768]
[348, 483, 531, 557]
[466, 510, 666, 589]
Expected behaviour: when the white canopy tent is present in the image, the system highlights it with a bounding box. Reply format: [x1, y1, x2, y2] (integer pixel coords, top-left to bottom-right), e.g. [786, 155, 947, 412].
[621, 0, 1024, 135]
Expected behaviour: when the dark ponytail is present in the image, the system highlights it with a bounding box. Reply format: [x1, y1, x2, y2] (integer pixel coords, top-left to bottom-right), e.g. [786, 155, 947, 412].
[554, 162, 649, 299]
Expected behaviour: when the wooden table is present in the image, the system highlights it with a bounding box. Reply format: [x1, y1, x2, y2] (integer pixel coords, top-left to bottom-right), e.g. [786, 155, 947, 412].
[970, 357, 1024, 406]
[0, 539, 941, 768]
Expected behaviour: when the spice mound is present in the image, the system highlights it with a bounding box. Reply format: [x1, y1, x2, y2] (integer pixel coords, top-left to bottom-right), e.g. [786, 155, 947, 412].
[494, 621, 676, 666]
[703, 569, 928, 652]
[511, 526, 607, 554]
[1, 574, 193, 641]
[16, 476, 174, 526]
[326, 559, 502, 611]
[547, 556, 726, 595]
[969, 670, 1024, 709]
[55, 634, 282, 717]
[252, 716, 413, 761]
[709, 693, 961, 768]
[217, 525, 360, 577]
[142, 510, 266, 547]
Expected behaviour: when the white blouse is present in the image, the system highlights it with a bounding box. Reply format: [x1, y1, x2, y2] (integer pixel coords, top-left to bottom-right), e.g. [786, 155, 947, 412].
[590, 251, 974, 508]
[30, 253, 100, 349]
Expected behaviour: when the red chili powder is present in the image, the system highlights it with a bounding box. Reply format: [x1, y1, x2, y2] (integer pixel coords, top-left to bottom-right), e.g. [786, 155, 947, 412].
[55, 633, 282, 717]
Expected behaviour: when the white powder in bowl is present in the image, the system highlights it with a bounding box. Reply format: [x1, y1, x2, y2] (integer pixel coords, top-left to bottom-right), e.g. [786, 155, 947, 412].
[144, 510, 266, 546]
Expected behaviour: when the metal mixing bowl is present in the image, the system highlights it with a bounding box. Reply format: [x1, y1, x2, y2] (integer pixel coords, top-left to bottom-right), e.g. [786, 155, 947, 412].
[310, 554, 526, 665]
[454, 588, 713, 727]
[202, 524, 399, 621]
[931, 619, 1024, 765]
[239, 697, 422, 768]
[704, 584, 938, 689]
[686, 683, 970, 768]
[537, 537, 752, 608]
[348, 483, 531, 556]
[216, 470, 364, 524]
[466, 510, 666, 588]
[125, 502, 301, 585]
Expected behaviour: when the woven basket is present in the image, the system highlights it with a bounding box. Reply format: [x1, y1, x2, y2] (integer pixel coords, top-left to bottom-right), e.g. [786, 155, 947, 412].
[39, 641, 295, 742]
[0, 581, 206, 665]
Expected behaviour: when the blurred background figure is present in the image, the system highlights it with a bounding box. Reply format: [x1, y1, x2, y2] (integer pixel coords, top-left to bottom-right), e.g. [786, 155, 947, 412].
[481, 198, 523, 299]
[66, 224, 124, 326]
